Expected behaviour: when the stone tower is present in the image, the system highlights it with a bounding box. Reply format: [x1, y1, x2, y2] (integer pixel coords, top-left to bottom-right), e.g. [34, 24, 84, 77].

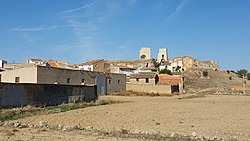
[157, 48, 168, 63]
[140, 48, 151, 59]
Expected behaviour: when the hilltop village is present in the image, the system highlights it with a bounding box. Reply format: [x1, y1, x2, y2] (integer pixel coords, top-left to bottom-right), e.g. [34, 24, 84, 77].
[0, 48, 220, 107]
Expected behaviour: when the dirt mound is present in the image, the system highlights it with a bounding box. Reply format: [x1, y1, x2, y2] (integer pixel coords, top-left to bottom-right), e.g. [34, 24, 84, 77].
[183, 69, 250, 94]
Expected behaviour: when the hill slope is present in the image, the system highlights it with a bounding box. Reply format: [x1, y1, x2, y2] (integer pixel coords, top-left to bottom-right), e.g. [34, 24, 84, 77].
[183, 69, 250, 94]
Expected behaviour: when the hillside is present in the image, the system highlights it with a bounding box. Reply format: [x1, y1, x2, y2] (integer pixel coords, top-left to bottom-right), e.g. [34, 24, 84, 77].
[183, 69, 250, 94]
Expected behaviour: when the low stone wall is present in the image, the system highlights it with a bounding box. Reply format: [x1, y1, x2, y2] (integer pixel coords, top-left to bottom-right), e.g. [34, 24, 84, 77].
[0, 83, 97, 107]
[126, 84, 171, 94]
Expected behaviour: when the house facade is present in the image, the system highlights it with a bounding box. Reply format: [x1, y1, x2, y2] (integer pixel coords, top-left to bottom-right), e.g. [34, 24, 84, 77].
[0, 65, 126, 95]
[127, 73, 183, 94]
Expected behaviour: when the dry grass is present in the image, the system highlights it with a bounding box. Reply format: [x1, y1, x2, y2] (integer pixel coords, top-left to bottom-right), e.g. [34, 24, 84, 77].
[0, 99, 121, 122]
[230, 85, 250, 90]
[111, 90, 173, 97]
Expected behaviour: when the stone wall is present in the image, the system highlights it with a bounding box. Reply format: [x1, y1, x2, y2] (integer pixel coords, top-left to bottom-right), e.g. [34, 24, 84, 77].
[0, 83, 97, 107]
[126, 84, 171, 94]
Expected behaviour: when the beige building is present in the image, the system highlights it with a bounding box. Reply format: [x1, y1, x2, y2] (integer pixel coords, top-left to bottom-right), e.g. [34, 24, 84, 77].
[0, 65, 126, 95]
[127, 73, 183, 94]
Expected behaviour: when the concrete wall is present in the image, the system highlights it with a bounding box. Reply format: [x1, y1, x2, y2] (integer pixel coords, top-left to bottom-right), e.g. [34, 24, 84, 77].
[0, 83, 97, 107]
[106, 73, 126, 94]
[0, 66, 37, 83]
[126, 84, 171, 94]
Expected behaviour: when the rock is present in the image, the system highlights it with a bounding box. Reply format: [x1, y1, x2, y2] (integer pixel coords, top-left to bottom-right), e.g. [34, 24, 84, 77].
[58, 124, 62, 130]
[13, 121, 21, 128]
[192, 131, 197, 137]
[170, 133, 175, 137]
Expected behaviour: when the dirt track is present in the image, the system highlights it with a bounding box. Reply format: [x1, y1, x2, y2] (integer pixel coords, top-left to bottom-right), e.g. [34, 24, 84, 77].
[2, 95, 250, 140]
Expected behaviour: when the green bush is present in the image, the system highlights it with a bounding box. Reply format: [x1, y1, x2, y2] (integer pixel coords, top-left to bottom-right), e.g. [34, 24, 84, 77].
[159, 68, 172, 75]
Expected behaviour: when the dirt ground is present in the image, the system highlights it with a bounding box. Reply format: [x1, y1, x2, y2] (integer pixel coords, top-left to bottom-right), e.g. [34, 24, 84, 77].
[1, 95, 250, 140]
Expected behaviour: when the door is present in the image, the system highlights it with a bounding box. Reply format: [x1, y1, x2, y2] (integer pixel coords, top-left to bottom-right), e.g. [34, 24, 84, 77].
[95, 75, 107, 96]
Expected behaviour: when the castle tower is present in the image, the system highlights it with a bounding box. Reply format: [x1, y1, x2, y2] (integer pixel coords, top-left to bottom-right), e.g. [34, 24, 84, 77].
[140, 48, 151, 59]
[157, 48, 168, 63]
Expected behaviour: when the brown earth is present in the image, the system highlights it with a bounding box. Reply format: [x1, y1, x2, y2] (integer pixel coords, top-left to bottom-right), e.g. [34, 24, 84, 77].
[184, 69, 250, 94]
[1, 95, 250, 141]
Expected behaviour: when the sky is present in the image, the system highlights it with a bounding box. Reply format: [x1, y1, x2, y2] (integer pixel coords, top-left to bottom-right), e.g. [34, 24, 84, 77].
[0, 0, 249, 71]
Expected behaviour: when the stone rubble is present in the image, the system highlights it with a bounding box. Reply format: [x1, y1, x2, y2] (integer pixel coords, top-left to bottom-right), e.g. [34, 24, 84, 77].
[0, 121, 233, 141]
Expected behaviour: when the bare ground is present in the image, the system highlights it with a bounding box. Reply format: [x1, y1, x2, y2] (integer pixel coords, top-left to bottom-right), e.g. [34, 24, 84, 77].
[1, 95, 250, 140]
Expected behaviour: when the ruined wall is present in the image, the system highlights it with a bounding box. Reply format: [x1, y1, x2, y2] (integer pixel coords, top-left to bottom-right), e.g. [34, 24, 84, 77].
[157, 48, 167, 62]
[140, 48, 151, 59]
[126, 84, 171, 94]
[0, 83, 97, 107]
[106, 59, 153, 69]
[169, 56, 220, 71]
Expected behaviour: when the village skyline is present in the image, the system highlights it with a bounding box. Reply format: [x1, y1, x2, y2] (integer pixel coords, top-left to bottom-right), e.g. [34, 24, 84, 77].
[0, 0, 249, 71]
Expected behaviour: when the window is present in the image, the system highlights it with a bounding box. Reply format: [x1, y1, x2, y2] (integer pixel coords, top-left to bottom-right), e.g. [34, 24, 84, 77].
[67, 78, 70, 83]
[15, 77, 20, 83]
[162, 54, 164, 58]
[118, 80, 120, 84]
[146, 78, 149, 83]
[0, 74, 1, 82]
[109, 79, 111, 84]
[82, 79, 85, 83]
[136, 78, 139, 82]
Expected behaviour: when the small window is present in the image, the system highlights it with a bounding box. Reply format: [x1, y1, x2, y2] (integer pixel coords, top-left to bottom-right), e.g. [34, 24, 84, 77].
[82, 79, 85, 83]
[0, 74, 1, 82]
[136, 78, 139, 82]
[118, 80, 120, 84]
[67, 78, 70, 83]
[15, 77, 20, 83]
[109, 79, 111, 84]
[146, 78, 149, 83]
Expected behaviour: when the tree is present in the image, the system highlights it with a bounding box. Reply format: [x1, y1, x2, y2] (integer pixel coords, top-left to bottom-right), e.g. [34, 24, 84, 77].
[151, 58, 160, 68]
[159, 68, 172, 75]
[247, 73, 250, 80]
[237, 69, 248, 78]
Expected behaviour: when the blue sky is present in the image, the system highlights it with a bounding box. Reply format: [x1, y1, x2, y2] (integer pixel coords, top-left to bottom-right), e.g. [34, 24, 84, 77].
[0, 0, 249, 71]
